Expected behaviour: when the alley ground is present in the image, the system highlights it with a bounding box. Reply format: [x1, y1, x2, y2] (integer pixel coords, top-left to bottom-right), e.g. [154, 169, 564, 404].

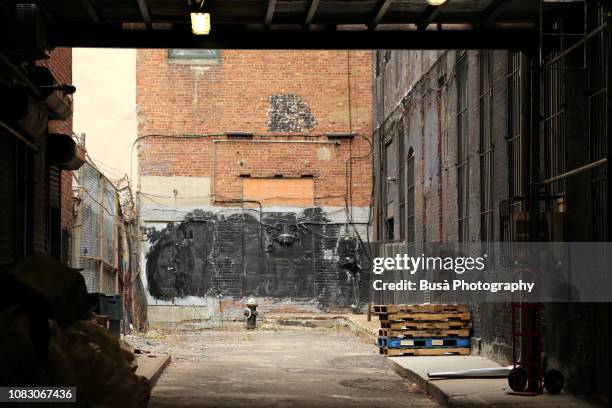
[128, 320, 439, 408]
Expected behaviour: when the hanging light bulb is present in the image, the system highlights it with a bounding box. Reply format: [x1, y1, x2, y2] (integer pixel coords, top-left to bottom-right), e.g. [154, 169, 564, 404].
[426, 0, 447, 5]
[191, 12, 211, 35]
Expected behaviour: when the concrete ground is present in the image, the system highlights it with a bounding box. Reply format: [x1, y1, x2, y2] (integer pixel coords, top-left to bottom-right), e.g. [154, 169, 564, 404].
[389, 356, 601, 408]
[138, 320, 439, 408]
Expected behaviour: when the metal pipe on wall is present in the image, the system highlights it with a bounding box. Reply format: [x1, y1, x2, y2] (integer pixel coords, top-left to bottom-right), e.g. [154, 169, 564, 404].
[541, 158, 607, 186]
[607, 4, 612, 241]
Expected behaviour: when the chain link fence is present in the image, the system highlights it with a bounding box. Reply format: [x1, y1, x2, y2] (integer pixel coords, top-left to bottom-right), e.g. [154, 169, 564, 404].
[72, 160, 148, 331]
[74, 161, 119, 294]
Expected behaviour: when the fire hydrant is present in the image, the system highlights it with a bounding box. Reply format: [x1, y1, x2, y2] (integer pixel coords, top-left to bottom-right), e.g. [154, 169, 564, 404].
[243, 297, 258, 329]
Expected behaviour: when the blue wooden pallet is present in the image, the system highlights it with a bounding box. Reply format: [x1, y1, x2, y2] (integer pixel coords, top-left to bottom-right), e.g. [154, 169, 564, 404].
[377, 337, 470, 349]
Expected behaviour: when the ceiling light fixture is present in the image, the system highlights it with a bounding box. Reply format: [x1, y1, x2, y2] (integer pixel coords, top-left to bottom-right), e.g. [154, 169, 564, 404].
[426, 0, 447, 6]
[190, 0, 211, 35]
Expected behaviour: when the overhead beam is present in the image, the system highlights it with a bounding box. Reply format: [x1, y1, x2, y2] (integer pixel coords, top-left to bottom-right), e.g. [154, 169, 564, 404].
[136, 0, 152, 30]
[476, 0, 506, 28]
[47, 25, 536, 51]
[81, 0, 104, 26]
[369, 0, 393, 31]
[417, 1, 450, 31]
[265, 0, 277, 28]
[0, 1, 9, 17]
[303, 0, 320, 29]
[35, 0, 57, 24]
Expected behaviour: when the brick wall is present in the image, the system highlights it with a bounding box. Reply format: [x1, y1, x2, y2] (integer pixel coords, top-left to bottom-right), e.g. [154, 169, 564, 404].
[137, 50, 372, 207]
[372, 49, 608, 400]
[37, 47, 73, 264]
[137, 50, 373, 313]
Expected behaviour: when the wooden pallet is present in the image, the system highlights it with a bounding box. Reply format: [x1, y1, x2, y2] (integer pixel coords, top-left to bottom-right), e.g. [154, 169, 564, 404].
[374, 304, 468, 315]
[380, 320, 472, 330]
[378, 337, 470, 348]
[379, 347, 470, 356]
[378, 311, 471, 322]
[378, 328, 471, 338]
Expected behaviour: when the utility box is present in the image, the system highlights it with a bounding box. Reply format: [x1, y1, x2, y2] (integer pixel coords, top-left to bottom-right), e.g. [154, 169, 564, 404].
[90, 293, 123, 338]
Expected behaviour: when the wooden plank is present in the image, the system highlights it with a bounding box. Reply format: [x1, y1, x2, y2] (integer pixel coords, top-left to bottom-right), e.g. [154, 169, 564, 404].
[81, 0, 104, 26]
[368, 0, 393, 30]
[374, 304, 468, 314]
[265, 0, 277, 28]
[378, 311, 471, 322]
[136, 0, 153, 30]
[380, 347, 470, 357]
[378, 337, 470, 349]
[379, 328, 470, 338]
[380, 320, 472, 330]
[476, 0, 506, 28]
[303, 0, 319, 29]
[417, 3, 448, 31]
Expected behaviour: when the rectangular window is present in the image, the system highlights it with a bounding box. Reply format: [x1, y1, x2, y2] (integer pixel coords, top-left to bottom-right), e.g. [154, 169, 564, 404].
[479, 50, 494, 242]
[386, 217, 394, 241]
[168, 49, 221, 65]
[587, 4, 607, 240]
[397, 123, 406, 241]
[456, 51, 469, 242]
[378, 129, 386, 241]
[508, 51, 525, 202]
[384, 132, 394, 241]
[543, 19, 567, 204]
[406, 150, 415, 244]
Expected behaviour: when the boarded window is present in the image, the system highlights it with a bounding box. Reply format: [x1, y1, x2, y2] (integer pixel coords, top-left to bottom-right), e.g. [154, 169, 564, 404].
[242, 178, 314, 207]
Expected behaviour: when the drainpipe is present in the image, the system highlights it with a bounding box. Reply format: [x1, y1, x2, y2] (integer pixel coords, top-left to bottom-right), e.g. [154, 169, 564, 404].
[528, 34, 542, 243]
[527, 28, 542, 392]
[437, 89, 443, 241]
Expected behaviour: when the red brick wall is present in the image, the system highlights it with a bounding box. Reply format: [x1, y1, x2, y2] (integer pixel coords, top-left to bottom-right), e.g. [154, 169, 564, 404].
[136, 50, 372, 207]
[37, 48, 73, 262]
[43, 48, 73, 234]
[39, 48, 73, 135]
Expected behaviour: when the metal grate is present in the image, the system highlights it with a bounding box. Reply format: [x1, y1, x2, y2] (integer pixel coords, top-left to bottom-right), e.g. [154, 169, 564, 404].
[456, 50, 469, 242]
[507, 52, 526, 208]
[398, 122, 406, 241]
[76, 162, 119, 294]
[587, 4, 608, 240]
[406, 149, 415, 245]
[543, 17, 568, 208]
[384, 126, 395, 241]
[480, 49, 494, 242]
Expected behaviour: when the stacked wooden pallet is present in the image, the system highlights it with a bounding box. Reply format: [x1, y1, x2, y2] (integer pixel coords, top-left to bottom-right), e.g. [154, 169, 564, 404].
[374, 304, 471, 356]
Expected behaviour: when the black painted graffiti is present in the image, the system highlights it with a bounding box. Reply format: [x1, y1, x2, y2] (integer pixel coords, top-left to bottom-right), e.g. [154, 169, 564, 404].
[267, 94, 317, 132]
[144, 207, 367, 308]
